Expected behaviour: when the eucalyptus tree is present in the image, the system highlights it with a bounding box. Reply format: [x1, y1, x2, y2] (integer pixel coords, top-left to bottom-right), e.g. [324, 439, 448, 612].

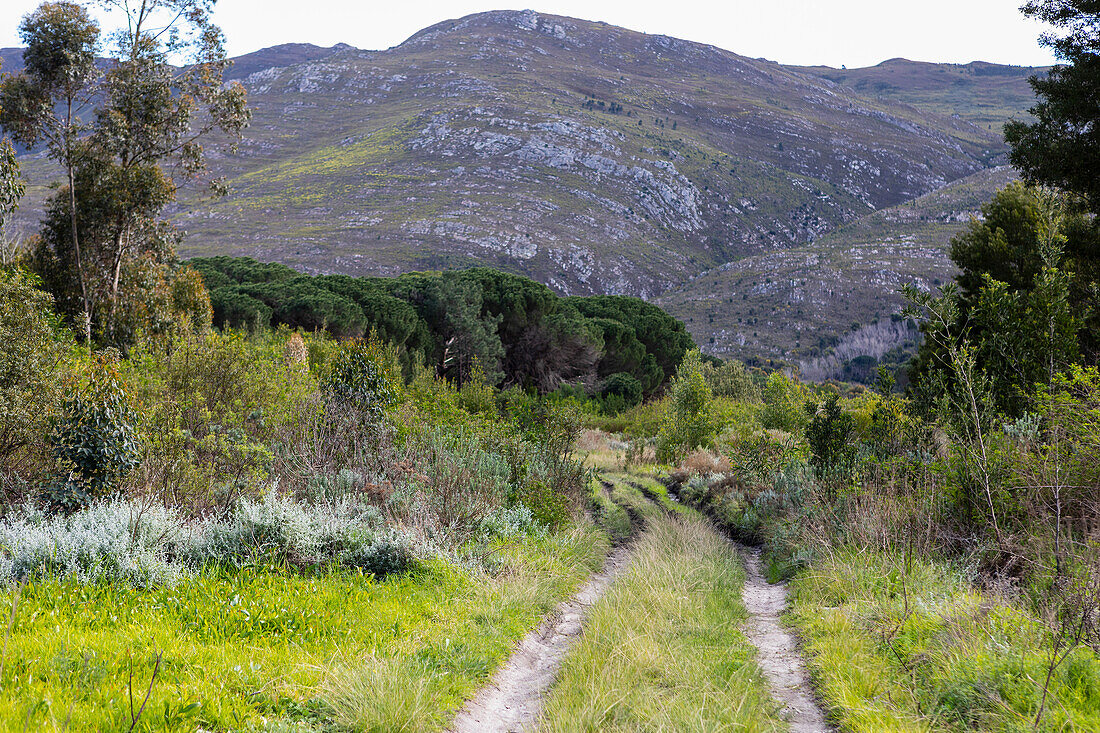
[0, 1, 100, 338]
[86, 0, 249, 338]
[6, 0, 249, 344]
[0, 140, 24, 263]
[0, 56, 22, 247]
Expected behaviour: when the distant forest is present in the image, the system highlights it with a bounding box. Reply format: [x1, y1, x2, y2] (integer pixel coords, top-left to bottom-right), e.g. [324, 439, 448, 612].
[191, 256, 694, 403]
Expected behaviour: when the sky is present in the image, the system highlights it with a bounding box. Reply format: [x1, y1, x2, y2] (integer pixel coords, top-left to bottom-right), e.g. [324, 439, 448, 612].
[0, 1, 1058, 69]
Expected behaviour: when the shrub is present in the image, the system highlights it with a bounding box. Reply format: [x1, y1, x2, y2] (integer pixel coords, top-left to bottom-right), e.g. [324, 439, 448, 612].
[656, 350, 718, 464]
[47, 360, 141, 509]
[519, 479, 571, 529]
[283, 331, 308, 368]
[0, 270, 65, 465]
[0, 493, 428, 587]
[0, 499, 185, 587]
[323, 338, 399, 423]
[170, 265, 214, 332]
[702, 359, 760, 401]
[599, 371, 643, 415]
[456, 360, 496, 415]
[128, 330, 317, 509]
[186, 491, 420, 576]
[478, 503, 541, 539]
[760, 372, 810, 434]
[805, 391, 857, 487]
[516, 399, 588, 513]
[402, 425, 512, 541]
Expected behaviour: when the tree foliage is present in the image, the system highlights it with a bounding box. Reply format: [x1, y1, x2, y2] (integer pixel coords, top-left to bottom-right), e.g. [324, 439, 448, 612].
[910, 184, 1094, 416]
[0, 138, 22, 241]
[0, 1, 101, 337]
[805, 391, 857, 485]
[48, 358, 141, 509]
[0, 270, 65, 459]
[2, 0, 249, 346]
[656, 350, 717, 464]
[568, 294, 693, 395]
[1006, 1, 1100, 210]
[190, 257, 694, 395]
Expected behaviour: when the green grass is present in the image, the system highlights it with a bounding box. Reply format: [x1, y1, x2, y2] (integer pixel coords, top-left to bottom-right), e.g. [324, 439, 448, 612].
[604, 471, 685, 515]
[538, 510, 783, 732]
[0, 524, 610, 732]
[589, 477, 633, 544]
[788, 549, 1100, 732]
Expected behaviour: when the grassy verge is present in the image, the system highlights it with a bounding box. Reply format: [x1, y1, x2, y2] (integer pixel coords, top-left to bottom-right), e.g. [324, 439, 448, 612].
[538, 509, 783, 732]
[1, 523, 610, 733]
[788, 549, 1100, 732]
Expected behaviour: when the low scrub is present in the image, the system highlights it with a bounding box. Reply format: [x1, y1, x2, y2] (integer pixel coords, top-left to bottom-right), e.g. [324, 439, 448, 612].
[0, 522, 610, 732]
[0, 493, 428, 587]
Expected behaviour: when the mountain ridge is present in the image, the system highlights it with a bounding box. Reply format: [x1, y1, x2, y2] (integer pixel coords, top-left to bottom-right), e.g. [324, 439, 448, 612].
[163, 9, 1004, 297]
[3, 9, 1038, 361]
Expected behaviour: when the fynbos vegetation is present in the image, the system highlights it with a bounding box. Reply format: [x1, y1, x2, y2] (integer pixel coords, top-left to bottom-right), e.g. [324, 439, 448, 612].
[0, 1, 1098, 732]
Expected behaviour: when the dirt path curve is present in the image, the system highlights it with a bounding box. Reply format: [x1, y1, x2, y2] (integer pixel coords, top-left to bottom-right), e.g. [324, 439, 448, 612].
[737, 545, 831, 733]
[449, 545, 633, 733]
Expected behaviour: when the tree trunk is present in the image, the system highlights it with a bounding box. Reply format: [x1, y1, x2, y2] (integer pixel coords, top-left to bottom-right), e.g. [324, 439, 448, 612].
[107, 223, 127, 330]
[65, 98, 91, 344]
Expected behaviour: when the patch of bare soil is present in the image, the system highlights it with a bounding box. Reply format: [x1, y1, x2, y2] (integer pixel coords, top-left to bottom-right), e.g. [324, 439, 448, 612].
[738, 545, 831, 733]
[448, 546, 633, 733]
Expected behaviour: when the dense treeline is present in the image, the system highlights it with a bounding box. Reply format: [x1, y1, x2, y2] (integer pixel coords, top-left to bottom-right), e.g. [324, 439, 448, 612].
[190, 256, 694, 405]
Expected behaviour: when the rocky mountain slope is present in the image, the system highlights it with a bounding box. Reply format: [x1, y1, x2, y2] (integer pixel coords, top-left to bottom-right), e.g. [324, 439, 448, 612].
[657, 166, 1017, 367]
[165, 11, 1004, 298]
[4, 10, 1035, 361]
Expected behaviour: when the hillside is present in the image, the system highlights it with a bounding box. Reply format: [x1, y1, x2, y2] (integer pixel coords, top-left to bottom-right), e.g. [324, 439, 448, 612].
[657, 165, 1018, 369]
[172, 11, 1009, 298]
[6, 10, 1012, 299]
[798, 58, 1045, 133]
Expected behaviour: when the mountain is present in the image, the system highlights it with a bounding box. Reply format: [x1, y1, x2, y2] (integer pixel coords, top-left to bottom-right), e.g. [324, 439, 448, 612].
[222, 42, 354, 80]
[797, 58, 1045, 133]
[161, 11, 1006, 298]
[4, 10, 1037, 357]
[657, 165, 1018, 369]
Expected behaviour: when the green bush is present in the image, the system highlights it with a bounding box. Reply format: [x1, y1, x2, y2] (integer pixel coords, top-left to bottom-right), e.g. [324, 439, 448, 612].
[598, 371, 643, 415]
[323, 339, 399, 422]
[760, 372, 810, 435]
[47, 360, 141, 509]
[805, 392, 857, 486]
[656, 350, 718, 464]
[519, 480, 571, 529]
[0, 270, 65, 464]
[125, 330, 319, 508]
[702, 359, 760, 401]
[456, 360, 497, 415]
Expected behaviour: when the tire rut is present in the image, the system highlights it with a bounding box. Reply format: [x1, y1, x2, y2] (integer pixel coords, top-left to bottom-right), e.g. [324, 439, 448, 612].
[448, 545, 633, 733]
[736, 545, 831, 733]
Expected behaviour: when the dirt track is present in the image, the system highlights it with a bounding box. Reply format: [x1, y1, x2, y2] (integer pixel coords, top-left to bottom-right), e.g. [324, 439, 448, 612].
[448, 546, 633, 733]
[738, 546, 831, 733]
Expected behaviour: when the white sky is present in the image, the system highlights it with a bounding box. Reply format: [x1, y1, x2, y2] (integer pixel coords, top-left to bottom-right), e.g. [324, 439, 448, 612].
[0, 1, 1058, 69]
